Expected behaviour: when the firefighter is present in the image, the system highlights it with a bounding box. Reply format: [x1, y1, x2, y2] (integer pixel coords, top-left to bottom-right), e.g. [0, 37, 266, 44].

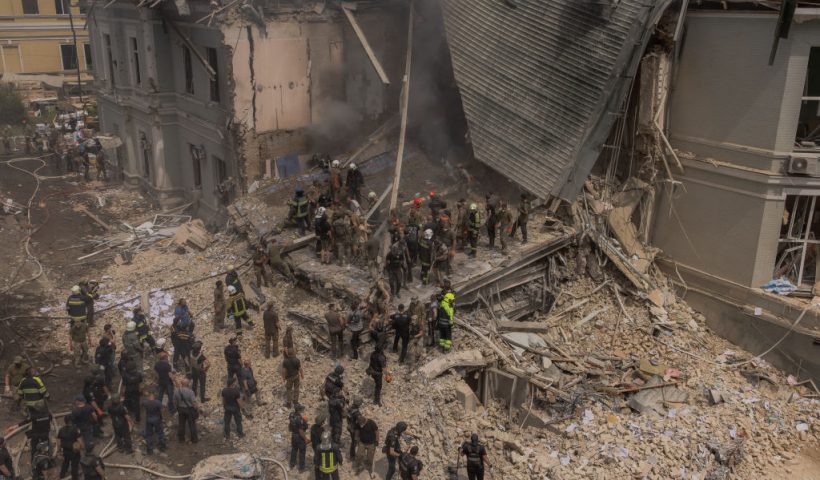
[386, 243, 406, 298]
[288, 404, 309, 472]
[227, 285, 254, 334]
[316, 430, 342, 480]
[289, 188, 311, 235]
[346, 162, 365, 204]
[485, 192, 498, 249]
[133, 306, 156, 349]
[79, 280, 99, 326]
[437, 292, 455, 352]
[467, 203, 481, 258]
[17, 367, 48, 413]
[225, 265, 244, 295]
[399, 445, 423, 480]
[418, 229, 434, 285]
[66, 285, 87, 326]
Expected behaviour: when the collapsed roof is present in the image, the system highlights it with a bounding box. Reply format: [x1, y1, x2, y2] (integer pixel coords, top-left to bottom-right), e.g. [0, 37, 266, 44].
[440, 0, 673, 200]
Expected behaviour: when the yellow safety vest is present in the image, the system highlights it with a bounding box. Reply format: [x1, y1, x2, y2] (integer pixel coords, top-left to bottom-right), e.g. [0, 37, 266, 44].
[319, 450, 337, 473]
[229, 293, 247, 317]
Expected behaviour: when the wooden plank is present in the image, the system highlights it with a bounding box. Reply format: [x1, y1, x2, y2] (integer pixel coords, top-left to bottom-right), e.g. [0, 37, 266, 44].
[497, 321, 551, 333]
[387, 0, 414, 212]
[342, 7, 391, 85]
[77, 205, 112, 232]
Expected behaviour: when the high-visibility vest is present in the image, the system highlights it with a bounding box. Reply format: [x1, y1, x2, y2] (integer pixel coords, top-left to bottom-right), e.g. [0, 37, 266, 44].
[18, 376, 47, 402]
[295, 197, 309, 218]
[66, 294, 87, 320]
[469, 211, 481, 231]
[228, 293, 247, 317]
[319, 448, 338, 473]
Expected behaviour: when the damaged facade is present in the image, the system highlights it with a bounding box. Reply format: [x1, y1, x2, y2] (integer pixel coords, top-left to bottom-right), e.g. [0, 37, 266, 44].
[87, 0, 406, 218]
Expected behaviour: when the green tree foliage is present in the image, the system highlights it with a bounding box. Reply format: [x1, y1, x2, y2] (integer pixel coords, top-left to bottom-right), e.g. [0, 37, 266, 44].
[0, 83, 27, 126]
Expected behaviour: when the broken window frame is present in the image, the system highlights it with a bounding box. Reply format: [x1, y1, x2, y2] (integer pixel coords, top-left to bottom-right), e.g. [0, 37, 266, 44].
[795, 47, 820, 150]
[183, 45, 194, 95]
[775, 194, 820, 287]
[103, 33, 115, 88]
[83, 43, 92, 70]
[22, 0, 39, 15]
[129, 37, 141, 86]
[190, 144, 204, 189]
[207, 47, 219, 103]
[59, 44, 78, 71]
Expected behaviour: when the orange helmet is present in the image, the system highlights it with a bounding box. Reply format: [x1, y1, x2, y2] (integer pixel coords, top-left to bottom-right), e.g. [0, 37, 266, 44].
[413, 198, 423, 207]
[428, 191, 436, 198]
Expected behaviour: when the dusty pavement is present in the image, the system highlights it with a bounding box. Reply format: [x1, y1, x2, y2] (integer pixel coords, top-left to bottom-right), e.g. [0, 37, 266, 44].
[1, 152, 819, 480]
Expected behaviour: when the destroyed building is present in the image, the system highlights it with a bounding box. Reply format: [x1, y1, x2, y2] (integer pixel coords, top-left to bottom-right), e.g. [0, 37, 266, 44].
[87, 0, 407, 217]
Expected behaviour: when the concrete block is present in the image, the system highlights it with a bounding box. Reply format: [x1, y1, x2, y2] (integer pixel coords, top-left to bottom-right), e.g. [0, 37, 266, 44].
[455, 380, 481, 413]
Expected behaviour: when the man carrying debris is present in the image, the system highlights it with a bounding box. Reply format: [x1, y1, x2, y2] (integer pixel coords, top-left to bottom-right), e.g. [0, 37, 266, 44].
[222, 377, 244, 440]
[354, 414, 379, 477]
[214, 280, 226, 330]
[511, 193, 531, 244]
[69, 319, 92, 366]
[281, 348, 303, 408]
[384, 421, 408, 480]
[399, 445, 423, 480]
[262, 303, 280, 359]
[227, 285, 254, 334]
[288, 403, 310, 472]
[66, 285, 87, 326]
[252, 246, 271, 288]
[437, 292, 455, 352]
[288, 188, 311, 235]
[466, 203, 481, 258]
[346, 162, 365, 204]
[459, 433, 492, 480]
[497, 200, 512, 252]
[267, 238, 295, 283]
[316, 430, 343, 480]
[325, 303, 346, 360]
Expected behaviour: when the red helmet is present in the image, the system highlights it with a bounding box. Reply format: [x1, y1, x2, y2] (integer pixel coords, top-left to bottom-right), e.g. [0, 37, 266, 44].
[428, 191, 436, 198]
[413, 198, 423, 207]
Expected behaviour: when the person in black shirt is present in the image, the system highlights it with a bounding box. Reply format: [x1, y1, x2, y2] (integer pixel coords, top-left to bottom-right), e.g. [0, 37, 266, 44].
[221, 377, 244, 439]
[190, 342, 210, 403]
[309, 412, 326, 480]
[94, 336, 115, 389]
[390, 305, 412, 363]
[239, 360, 263, 405]
[346, 397, 363, 460]
[154, 352, 175, 414]
[459, 433, 492, 480]
[142, 392, 167, 454]
[71, 395, 97, 454]
[107, 394, 133, 454]
[224, 337, 242, 384]
[83, 365, 108, 438]
[384, 421, 407, 480]
[368, 345, 388, 406]
[57, 417, 82, 480]
[18, 406, 52, 464]
[0, 437, 14, 479]
[327, 390, 345, 445]
[122, 363, 143, 422]
[288, 403, 309, 472]
[399, 445, 422, 480]
[354, 415, 379, 476]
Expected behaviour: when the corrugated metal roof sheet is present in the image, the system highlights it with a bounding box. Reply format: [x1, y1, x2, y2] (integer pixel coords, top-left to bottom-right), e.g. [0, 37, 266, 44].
[441, 0, 671, 200]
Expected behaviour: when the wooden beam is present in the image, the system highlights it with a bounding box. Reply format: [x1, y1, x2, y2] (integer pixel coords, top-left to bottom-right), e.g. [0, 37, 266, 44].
[496, 320, 551, 333]
[166, 19, 216, 80]
[342, 7, 391, 85]
[387, 0, 414, 214]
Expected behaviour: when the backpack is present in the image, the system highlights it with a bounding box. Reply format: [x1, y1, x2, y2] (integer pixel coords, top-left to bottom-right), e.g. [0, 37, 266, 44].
[382, 429, 397, 454]
[288, 413, 302, 434]
[464, 444, 482, 468]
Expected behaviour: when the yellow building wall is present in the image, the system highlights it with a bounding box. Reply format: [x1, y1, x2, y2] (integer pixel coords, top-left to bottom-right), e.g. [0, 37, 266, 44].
[0, 0, 89, 76]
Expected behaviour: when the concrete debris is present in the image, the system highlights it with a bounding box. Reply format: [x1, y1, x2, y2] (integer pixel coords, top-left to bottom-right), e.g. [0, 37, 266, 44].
[189, 453, 264, 480]
[419, 349, 486, 380]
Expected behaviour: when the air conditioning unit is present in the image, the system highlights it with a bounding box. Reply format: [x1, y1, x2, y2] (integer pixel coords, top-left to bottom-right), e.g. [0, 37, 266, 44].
[787, 156, 819, 177]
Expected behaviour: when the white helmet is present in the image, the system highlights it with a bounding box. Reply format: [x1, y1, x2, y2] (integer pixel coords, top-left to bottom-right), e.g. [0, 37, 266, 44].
[470, 203, 477, 211]
[156, 338, 166, 348]
[316, 206, 326, 218]
[349, 163, 357, 170]
[424, 229, 433, 240]
[126, 321, 136, 332]
[228, 285, 237, 295]
[331, 160, 340, 168]
[368, 191, 377, 200]
[71, 285, 81, 294]
[228, 264, 235, 271]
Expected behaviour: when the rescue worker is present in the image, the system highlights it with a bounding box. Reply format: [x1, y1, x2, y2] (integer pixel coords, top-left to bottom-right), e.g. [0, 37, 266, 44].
[368, 344, 387, 406]
[455, 199, 468, 249]
[467, 203, 481, 258]
[438, 292, 455, 352]
[327, 389, 345, 445]
[329, 159, 343, 204]
[346, 162, 365, 204]
[289, 187, 311, 235]
[459, 433, 492, 480]
[170, 320, 193, 372]
[154, 352, 175, 414]
[227, 285, 254, 333]
[408, 297, 426, 363]
[281, 348, 302, 408]
[432, 239, 450, 285]
[17, 405, 52, 464]
[365, 233, 382, 280]
[252, 246, 271, 287]
[485, 192, 498, 249]
[323, 365, 345, 399]
[71, 395, 97, 454]
[354, 414, 379, 476]
[399, 445, 423, 480]
[316, 430, 342, 480]
[511, 193, 531, 244]
[65, 285, 87, 326]
[94, 337, 115, 389]
[214, 280, 227, 330]
[331, 211, 352, 266]
[190, 341, 209, 403]
[315, 207, 333, 264]
[83, 365, 108, 437]
[142, 391, 167, 454]
[391, 304, 412, 364]
[133, 306, 156, 349]
[267, 238, 295, 283]
[310, 413, 327, 479]
[173, 378, 200, 443]
[122, 321, 143, 370]
[239, 360, 264, 405]
[288, 403, 309, 472]
[418, 229, 434, 285]
[365, 191, 381, 225]
[31, 439, 55, 480]
[263, 302, 280, 358]
[283, 325, 295, 354]
[225, 265, 244, 295]
[79, 280, 100, 326]
[69, 319, 91, 366]
[428, 192, 446, 218]
[347, 301, 364, 360]
[497, 200, 513, 252]
[107, 394, 134, 453]
[4, 355, 29, 412]
[386, 243, 406, 298]
[122, 361, 143, 422]
[368, 275, 391, 323]
[224, 337, 242, 384]
[221, 377, 244, 440]
[57, 417, 81, 480]
[18, 367, 48, 413]
[325, 303, 345, 360]
[384, 421, 408, 480]
[404, 217, 420, 283]
[346, 396, 363, 459]
[80, 453, 105, 480]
